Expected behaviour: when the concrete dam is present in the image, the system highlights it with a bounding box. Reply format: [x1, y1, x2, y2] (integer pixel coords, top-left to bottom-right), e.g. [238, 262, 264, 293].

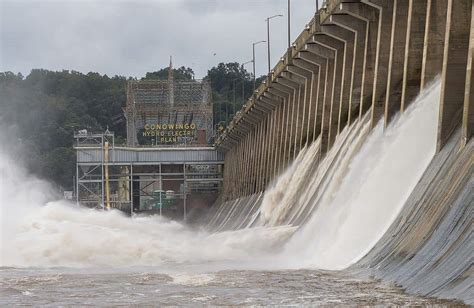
[207, 0, 473, 304]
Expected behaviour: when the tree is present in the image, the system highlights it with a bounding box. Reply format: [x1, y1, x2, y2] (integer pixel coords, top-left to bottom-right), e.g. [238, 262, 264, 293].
[205, 62, 265, 126]
[0, 69, 128, 190]
[143, 66, 194, 80]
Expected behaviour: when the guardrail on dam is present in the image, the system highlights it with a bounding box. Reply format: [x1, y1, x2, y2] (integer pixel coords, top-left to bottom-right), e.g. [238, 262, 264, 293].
[215, 0, 473, 201]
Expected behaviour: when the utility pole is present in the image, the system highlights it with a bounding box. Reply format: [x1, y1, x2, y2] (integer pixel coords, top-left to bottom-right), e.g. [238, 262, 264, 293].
[252, 40, 266, 93]
[288, 0, 291, 48]
[266, 14, 283, 74]
[233, 77, 240, 116]
[236, 60, 253, 110]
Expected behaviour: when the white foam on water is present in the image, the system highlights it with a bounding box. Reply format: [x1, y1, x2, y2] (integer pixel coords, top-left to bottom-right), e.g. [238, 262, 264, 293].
[1, 196, 295, 267]
[170, 273, 215, 286]
[0, 127, 295, 268]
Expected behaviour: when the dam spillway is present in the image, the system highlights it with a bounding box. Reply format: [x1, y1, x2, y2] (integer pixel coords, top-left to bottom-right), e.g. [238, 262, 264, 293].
[208, 0, 473, 304]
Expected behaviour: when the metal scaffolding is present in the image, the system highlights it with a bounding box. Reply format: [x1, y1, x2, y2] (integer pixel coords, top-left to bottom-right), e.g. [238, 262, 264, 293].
[74, 131, 224, 219]
[125, 59, 213, 146]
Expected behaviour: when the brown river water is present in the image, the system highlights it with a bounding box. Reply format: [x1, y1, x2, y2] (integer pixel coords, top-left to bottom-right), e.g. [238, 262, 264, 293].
[1, 267, 463, 306]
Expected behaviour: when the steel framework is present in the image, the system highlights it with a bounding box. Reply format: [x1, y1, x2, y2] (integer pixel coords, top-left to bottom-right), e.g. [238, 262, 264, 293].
[125, 62, 213, 146]
[74, 131, 224, 219]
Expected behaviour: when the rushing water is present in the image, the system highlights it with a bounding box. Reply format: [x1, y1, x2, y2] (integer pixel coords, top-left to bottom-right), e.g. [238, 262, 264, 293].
[280, 81, 441, 270]
[1, 80, 464, 305]
[1, 268, 460, 306]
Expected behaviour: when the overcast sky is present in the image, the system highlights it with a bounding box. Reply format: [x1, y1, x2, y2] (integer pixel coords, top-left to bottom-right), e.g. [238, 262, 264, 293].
[1, 0, 319, 79]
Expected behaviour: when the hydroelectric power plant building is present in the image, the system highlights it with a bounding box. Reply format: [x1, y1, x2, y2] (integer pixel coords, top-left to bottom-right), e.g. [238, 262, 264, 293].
[74, 0, 473, 304]
[74, 60, 224, 219]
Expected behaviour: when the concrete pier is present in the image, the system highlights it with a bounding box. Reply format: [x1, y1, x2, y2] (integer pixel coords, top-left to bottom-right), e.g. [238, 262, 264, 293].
[318, 25, 353, 135]
[463, 2, 474, 146]
[385, 0, 409, 127]
[364, 0, 394, 128]
[401, 0, 428, 111]
[421, 0, 448, 90]
[215, 0, 474, 201]
[438, 0, 472, 150]
[328, 13, 367, 125]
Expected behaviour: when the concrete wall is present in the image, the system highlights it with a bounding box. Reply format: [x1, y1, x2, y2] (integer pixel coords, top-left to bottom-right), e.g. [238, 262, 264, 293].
[217, 0, 474, 200]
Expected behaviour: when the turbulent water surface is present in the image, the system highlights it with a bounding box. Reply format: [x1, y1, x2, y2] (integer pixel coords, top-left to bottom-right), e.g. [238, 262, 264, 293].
[1, 81, 466, 305]
[1, 267, 461, 306]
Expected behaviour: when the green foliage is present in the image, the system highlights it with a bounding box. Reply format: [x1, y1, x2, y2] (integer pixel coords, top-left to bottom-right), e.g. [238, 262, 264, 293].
[206, 62, 265, 126]
[206, 62, 251, 92]
[0, 70, 128, 190]
[144, 66, 194, 80]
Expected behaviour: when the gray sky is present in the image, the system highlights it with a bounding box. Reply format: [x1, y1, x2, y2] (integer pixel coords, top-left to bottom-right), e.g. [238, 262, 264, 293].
[1, 0, 318, 79]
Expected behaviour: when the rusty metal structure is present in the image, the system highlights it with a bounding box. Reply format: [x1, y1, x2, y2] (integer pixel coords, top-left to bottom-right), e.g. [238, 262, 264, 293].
[125, 57, 213, 146]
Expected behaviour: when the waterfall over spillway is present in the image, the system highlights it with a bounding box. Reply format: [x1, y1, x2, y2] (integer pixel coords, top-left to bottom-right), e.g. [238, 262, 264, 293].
[280, 81, 440, 270]
[208, 80, 440, 270]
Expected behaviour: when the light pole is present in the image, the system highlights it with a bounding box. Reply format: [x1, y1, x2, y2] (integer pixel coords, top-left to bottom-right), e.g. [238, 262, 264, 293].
[315, 1, 320, 27]
[252, 40, 266, 93]
[232, 60, 253, 112]
[266, 14, 283, 74]
[241, 59, 253, 100]
[225, 98, 228, 124]
[232, 77, 242, 116]
[288, 0, 291, 48]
